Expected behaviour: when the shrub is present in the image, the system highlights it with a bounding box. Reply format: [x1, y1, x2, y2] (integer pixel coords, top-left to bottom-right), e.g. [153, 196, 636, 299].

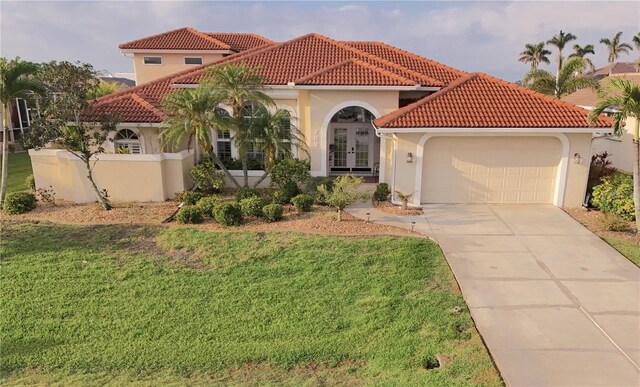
[373, 183, 390, 202]
[591, 173, 635, 220]
[262, 203, 284, 222]
[395, 190, 414, 210]
[270, 158, 310, 190]
[25, 174, 35, 191]
[587, 151, 617, 195]
[305, 176, 336, 205]
[177, 191, 204, 206]
[240, 196, 265, 217]
[291, 194, 314, 212]
[270, 189, 291, 205]
[36, 186, 56, 205]
[175, 205, 204, 224]
[235, 187, 261, 202]
[214, 203, 243, 226]
[599, 213, 630, 232]
[189, 157, 226, 193]
[318, 175, 369, 221]
[3, 192, 37, 214]
[196, 195, 221, 217]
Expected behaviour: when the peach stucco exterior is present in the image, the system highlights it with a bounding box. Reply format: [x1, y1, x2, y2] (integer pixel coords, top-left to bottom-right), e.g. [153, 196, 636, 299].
[592, 117, 637, 174]
[131, 52, 226, 85]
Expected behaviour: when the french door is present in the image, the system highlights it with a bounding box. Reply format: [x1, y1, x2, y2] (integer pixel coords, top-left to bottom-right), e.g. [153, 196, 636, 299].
[330, 124, 374, 172]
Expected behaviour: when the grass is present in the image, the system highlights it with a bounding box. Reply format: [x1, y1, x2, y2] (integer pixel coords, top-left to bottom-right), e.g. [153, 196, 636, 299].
[605, 237, 640, 267]
[0, 152, 32, 194]
[0, 222, 501, 386]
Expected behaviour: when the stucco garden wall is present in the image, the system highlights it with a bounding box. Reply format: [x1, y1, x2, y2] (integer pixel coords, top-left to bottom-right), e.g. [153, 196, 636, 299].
[29, 149, 194, 203]
[592, 117, 637, 174]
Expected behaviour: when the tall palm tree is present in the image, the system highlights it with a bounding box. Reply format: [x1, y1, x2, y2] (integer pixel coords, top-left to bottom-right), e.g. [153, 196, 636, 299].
[590, 78, 640, 230]
[0, 57, 43, 205]
[569, 44, 596, 73]
[250, 106, 308, 187]
[633, 32, 640, 68]
[547, 30, 577, 85]
[201, 63, 274, 187]
[524, 56, 598, 98]
[518, 42, 551, 71]
[600, 32, 633, 75]
[159, 85, 241, 188]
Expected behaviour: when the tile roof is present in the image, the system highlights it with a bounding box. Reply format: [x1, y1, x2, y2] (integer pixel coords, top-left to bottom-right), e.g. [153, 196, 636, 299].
[563, 73, 640, 107]
[374, 73, 613, 129]
[344, 41, 466, 84]
[119, 27, 231, 51]
[294, 59, 418, 86]
[590, 62, 639, 78]
[172, 33, 445, 87]
[85, 93, 167, 123]
[206, 32, 273, 52]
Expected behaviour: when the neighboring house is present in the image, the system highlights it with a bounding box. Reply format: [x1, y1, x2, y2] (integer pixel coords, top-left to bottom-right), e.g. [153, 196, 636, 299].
[29, 29, 612, 207]
[587, 62, 639, 80]
[2, 97, 35, 146]
[118, 27, 273, 84]
[562, 73, 640, 174]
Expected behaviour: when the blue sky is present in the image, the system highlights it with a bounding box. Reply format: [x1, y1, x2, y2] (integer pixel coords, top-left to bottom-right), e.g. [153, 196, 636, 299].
[1, 1, 638, 82]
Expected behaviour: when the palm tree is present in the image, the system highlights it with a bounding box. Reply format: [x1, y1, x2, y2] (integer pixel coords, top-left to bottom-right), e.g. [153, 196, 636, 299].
[524, 56, 598, 98]
[159, 85, 241, 188]
[250, 106, 308, 187]
[201, 63, 274, 187]
[569, 44, 596, 73]
[589, 78, 640, 230]
[634, 32, 640, 50]
[0, 57, 43, 205]
[600, 32, 633, 75]
[547, 30, 577, 85]
[518, 42, 552, 71]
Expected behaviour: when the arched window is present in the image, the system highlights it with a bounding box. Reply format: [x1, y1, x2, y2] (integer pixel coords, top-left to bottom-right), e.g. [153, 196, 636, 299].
[330, 106, 375, 123]
[114, 129, 141, 154]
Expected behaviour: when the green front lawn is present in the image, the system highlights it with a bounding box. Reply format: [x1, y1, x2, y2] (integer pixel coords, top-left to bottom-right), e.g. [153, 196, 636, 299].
[605, 237, 640, 267]
[0, 152, 32, 194]
[0, 222, 500, 385]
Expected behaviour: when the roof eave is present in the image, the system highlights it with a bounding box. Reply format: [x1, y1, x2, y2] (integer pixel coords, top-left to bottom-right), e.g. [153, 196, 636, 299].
[374, 127, 614, 134]
[119, 49, 235, 55]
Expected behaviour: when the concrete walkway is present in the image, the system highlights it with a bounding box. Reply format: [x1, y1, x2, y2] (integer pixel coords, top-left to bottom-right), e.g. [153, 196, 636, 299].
[347, 202, 640, 386]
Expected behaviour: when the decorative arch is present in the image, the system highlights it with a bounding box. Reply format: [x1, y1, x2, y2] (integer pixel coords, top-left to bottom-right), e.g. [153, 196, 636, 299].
[320, 101, 382, 176]
[111, 128, 145, 154]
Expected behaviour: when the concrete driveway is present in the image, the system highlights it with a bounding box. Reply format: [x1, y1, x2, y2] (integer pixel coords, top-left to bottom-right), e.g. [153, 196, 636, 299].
[422, 204, 640, 386]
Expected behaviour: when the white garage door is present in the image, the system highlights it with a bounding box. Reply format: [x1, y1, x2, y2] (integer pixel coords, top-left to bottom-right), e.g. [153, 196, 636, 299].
[421, 136, 561, 203]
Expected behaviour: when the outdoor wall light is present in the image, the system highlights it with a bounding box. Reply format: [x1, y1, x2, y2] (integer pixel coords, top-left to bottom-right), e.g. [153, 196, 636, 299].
[407, 152, 413, 163]
[573, 153, 582, 164]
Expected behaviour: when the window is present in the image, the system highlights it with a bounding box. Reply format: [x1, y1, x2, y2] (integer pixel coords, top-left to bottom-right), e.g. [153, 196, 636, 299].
[330, 106, 375, 123]
[114, 129, 141, 154]
[215, 109, 232, 160]
[184, 57, 203, 65]
[143, 56, 162, 65]
[242, 101, 261, 119]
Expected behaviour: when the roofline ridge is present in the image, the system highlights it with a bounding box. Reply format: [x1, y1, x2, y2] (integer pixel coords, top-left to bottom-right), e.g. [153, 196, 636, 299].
[294, 58, 415, 86]
[131, 93, 167, 119]
[349, 59, 417, 85]
[316, 35, 444, 86]
[373, 41, 468, 77]
[374, 73, 478, 127]
[207, 32, 274, 43]
[476, 72, 608, 123]
[118, 26, 192, 49]
[293, 59, 356, 83]
[187, 27, 232, 50]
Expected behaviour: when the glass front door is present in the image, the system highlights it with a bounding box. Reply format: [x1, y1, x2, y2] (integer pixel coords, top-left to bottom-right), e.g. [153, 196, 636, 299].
[330, 125, 374, 172]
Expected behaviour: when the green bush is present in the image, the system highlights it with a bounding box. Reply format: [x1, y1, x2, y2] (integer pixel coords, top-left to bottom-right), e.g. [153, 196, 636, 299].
[599, 213, 629, 232]
[214, 203, 243, 226]
[176, 191, 204, 205]
[25, 174, 36, 191]
[270, 189, 291, 205]
[318, 175, 369, 221]
[262, 203, 284, 222]
[305, 176, 335, 204]
[3, 192, 37, 214]
[196, 195, 221, 217]
[240, 196, 265, 217]
[291, 194, 314, 212]
[373, 183, 390, 202]
[270, 158, 310, 190]
[235, 187, 261, 202]
[591, 173, 635, 220]
[175, 205, 204, 224]
[189, 157, 226, 193]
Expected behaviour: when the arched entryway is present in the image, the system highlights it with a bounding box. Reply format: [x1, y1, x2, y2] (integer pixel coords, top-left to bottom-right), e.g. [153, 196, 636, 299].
[327, 106, 380, 175]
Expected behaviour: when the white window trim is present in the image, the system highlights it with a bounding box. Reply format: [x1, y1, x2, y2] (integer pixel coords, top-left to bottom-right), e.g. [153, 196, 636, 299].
[143, 56, 163, 65]
[109, 128, 146, 154]
[184, 56, 203, 65]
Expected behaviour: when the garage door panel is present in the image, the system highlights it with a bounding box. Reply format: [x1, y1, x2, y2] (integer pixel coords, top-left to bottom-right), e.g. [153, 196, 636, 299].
[422, 136, 561, 204]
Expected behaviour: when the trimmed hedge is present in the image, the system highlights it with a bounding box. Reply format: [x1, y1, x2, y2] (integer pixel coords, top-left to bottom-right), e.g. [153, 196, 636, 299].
[291, 194, 314, 212]
[235, 188, 261, 202]
[196, 195, 221, 217]
[262, 203, 284, 222]
[373, 183, 390, 202]
[3, 192, 37, 214]
[175, 205, 205, 224]
[240, 196, 265, 217]
[214, 203, 243, 226]
[591, 173, 635, 221]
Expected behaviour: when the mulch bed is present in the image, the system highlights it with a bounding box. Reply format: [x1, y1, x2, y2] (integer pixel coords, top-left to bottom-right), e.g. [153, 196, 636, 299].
[373, 200, 423, 216]
[564, 207, 639, 245]
[4, 200, 420, 237]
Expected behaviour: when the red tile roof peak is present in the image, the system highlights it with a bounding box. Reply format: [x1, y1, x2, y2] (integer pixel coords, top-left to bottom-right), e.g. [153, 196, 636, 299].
[294, 58, 418, 86]
[118, 26, 232, 51]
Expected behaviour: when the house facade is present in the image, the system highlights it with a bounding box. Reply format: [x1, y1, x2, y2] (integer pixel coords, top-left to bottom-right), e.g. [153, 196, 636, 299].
[29, 27, 612, 207]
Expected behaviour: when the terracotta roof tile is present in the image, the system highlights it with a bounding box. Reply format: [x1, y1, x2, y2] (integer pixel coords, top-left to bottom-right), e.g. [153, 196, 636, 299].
[295, 59, 417, 86]
[374, 73, 613, 129]
[206, 32, 273, 52]
[85, 93, 167, 123]
[562, 73, 640, 107]
[119, 27, 231, 51]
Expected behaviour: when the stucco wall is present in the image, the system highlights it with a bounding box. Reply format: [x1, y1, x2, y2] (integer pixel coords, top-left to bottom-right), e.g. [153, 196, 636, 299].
[29, 149, 194, 203]
[592, 117, 637, 174]
[384, 132, 593, 208]
[133, 53, 226, 85]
